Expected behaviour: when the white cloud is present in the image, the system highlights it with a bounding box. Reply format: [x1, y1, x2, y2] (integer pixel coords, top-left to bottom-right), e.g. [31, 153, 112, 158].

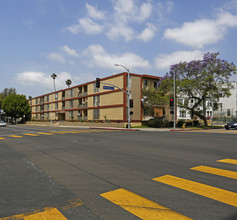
[157, 0, 174, 21]
[83, 44, 151, 70]
[164, 11, 237, 48]
[154, 50, 204, 70]
[138, 2, 152, 22]
[65, 0, 155, 42]
[138, 23, 156, 42]
[86, 3, 105, 20]
[106, 22, 135, 41]
[48, 53, 65, 63]
[61, 45, 78, 56]
[14, 72, 77, 91]
[65, 17, 103, 35]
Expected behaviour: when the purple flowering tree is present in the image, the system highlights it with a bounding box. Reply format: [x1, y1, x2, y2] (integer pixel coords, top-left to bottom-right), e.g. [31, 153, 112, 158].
[166, 52, 236, 126]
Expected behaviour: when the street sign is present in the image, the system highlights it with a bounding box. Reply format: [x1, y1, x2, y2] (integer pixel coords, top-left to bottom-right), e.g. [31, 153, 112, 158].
[103, 86, 114, 90]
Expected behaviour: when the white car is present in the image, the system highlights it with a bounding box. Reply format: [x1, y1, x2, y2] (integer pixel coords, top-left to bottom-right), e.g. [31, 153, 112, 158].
[0, 121, 6, 127]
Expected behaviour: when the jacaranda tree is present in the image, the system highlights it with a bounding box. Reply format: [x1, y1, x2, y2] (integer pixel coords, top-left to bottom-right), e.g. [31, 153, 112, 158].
[162, 52, 236, 126]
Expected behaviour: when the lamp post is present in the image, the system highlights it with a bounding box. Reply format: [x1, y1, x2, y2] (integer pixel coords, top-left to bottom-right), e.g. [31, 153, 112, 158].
[51, 73, 57, 92]
[114, 64, 131, 129]
[47, 89, 53, 125]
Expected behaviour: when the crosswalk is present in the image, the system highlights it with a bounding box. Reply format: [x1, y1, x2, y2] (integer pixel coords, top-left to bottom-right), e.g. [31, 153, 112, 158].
[1, 158, 236, 219]
[0, 129, 113, 141]
[101, 158, 237, 219]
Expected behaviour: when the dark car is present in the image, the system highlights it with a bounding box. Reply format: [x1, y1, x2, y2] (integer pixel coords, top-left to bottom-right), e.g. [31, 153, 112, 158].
[225, 122, 237, 130]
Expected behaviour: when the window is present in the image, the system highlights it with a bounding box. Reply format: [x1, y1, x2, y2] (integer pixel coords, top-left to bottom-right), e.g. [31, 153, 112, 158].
[227, 109, 231, 116]
[180, 110, 186, 118]
[93, 95, 100, 106]
[55, 102, 58, 110]
[207, 111, 212, 117]
[69, 111, 73, 119]
[93, 109, 100, 119]
[70, 89, 73, 98]
[144, 80, 148, 87]
[35, 98, 38, 104]
[55, 112, 58, 117]
[35, 106, 38, 112]
[154, 81, 158, 90]
[55, 93, 58, 100]
[69, 100, 73, 108]
[93, 83, 100, 93]
[47, 95, 49, 102]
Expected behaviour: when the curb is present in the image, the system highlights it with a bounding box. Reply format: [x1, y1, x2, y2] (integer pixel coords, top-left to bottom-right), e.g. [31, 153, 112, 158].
[89, 127, 139, 131]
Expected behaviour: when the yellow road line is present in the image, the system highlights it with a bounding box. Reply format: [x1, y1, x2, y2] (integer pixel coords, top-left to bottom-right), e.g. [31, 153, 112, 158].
[101, 188, 191, 220]
[24, 133, 39, 136]
[153, 175, 237, 207]
[217, 158, 237, 165]
[37, 132, 54, 135]
[0, 137, 5, 140]
[0, 207, 67, 220]
[8, 135, 23, 138]
[50, 131, 70, 134]
[191, 165, 237, 180]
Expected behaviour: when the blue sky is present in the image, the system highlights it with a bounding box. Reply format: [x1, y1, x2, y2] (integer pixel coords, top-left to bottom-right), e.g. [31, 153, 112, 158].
[1, 0, 237, 98]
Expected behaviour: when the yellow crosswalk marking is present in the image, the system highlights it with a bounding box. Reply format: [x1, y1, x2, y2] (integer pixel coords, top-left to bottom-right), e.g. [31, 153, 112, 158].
[8, 135, 23, 138]
[153, 175, 237, 207]
[0, 207, 67, 220]
[0, 137, 5, 140]
[24, 133, 39, 136]
[24, 208, 67, 220]
[37, 132, 54, 135]
[191, 165, 237, 179]
[217, 158, 237, 165]
[101, 188, 191, 220]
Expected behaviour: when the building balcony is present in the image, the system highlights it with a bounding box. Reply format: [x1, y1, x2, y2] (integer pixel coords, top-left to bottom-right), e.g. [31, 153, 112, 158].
[78, 104, 88, 108]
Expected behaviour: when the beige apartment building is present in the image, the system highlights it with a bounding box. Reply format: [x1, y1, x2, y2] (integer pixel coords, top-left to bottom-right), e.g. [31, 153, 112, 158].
[29, 72, 164, 125]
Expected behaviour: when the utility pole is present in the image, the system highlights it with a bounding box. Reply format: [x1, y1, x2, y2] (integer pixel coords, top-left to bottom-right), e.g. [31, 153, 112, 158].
[114, 64, 131, 129]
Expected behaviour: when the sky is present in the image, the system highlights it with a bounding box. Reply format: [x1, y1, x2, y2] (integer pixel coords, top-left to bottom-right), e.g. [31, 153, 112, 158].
[1, 0, 237, 98]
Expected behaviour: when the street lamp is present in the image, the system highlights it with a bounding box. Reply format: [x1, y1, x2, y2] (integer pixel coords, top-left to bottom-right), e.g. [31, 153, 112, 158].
[51, 73, 57, 92]
[114, 64, 131, 129]
[47, 89, 53, 125]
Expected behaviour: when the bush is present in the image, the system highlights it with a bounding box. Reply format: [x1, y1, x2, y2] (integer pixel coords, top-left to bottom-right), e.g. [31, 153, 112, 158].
[193, 120, 199, 126]
[185, 121, 193, 126]
[177, 119, 185, 127]
[147, 118, 172, 128]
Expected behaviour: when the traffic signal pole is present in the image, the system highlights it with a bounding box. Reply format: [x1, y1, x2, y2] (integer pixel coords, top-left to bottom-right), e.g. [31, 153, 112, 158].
[95, 70, 131, 129]
[173, 71, 176, 129]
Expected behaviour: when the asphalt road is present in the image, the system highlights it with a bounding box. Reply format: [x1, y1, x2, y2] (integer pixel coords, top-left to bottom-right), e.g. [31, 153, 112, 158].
[0, 125, 237, 220]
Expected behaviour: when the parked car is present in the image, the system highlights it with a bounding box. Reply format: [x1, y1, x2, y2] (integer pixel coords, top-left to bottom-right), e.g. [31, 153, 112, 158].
[0, 121, 6, 127]
[225, 122, 237, 130]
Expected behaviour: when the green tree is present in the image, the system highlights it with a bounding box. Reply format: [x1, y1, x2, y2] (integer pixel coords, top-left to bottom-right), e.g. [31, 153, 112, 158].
[2, 94, 30, 123]
[163, 52, 236, 126]
[0, 88, 17, 109]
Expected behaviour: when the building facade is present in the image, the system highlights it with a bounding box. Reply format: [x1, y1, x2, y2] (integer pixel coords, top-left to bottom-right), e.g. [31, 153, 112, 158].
[29, 72, 162, 125]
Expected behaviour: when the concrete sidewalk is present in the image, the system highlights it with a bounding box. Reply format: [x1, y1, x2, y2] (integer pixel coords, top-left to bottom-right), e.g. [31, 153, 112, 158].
[20, 121, 182, 132]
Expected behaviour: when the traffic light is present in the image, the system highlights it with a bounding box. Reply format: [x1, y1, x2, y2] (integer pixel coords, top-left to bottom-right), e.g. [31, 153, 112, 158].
[129, 99, 134, 108]
[170, 98, 174, 107]
[96, 78, 100, 88]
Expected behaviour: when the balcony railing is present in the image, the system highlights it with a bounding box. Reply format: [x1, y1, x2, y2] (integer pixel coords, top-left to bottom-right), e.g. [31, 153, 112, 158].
[78, 104, 88, 108]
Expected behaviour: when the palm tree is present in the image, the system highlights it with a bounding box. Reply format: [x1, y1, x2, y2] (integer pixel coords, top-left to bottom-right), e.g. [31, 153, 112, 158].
[66, 79, 72, 88]
[51, 73, 57, 91]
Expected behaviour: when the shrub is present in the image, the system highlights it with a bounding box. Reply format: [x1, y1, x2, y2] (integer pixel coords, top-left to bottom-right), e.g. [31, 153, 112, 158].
[147, 118, 168, 128]
[185, 121, 193, 126]
[177, 119, 185, 127]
